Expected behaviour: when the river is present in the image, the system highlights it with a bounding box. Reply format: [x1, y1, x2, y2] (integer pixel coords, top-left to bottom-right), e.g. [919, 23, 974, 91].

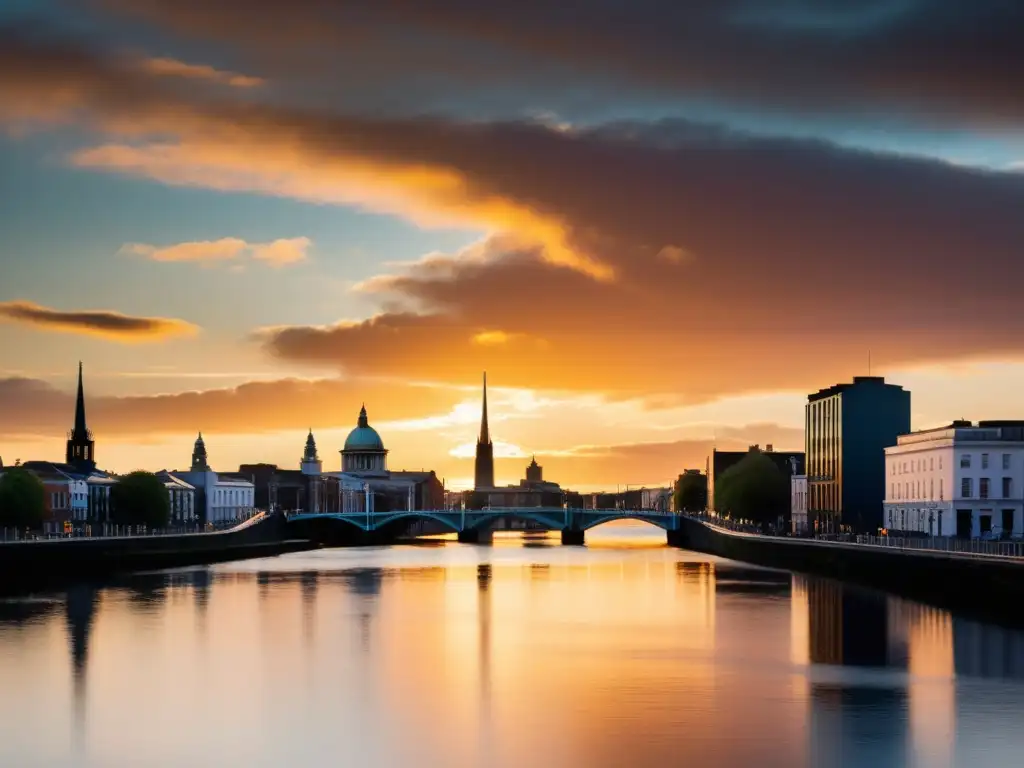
[1, 522, 1022, 767]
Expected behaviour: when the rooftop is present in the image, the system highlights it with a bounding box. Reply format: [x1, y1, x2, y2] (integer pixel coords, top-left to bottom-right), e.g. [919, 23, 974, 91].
[808, 376, 906, 402]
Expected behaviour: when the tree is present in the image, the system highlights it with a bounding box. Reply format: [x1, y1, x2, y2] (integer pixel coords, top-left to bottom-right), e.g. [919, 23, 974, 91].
[674, 472, 708, 512]
[110, 471, 170, 529]
[715, 450, 789, 528]
[0, 468, 45, 530]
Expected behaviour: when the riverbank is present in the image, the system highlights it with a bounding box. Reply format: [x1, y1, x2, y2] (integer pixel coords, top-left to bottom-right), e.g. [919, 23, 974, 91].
[670, 516, 1024, 628]
[0, 515, 319, 596]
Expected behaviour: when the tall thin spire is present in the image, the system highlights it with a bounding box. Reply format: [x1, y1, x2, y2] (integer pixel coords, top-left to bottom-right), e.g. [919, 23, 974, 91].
[66, 362, 95, 471]
[479, 372, 491, 444]
[73, 361, 88, 437]
[474, 372, 495, 489]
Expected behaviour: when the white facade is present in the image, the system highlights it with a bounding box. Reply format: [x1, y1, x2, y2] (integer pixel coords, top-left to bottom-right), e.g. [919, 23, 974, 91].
[791, 475, 808, 534]
[172, 469, 254, 524]
[157, 472, 196, 524]
[884, 423, 1024, 539]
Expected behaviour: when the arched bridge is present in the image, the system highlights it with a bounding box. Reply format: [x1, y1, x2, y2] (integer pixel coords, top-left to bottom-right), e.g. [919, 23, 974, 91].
[286, 507, 680, 544]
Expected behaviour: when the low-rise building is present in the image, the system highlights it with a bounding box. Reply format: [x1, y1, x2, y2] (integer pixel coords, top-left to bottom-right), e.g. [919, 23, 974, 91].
[155, 471, 196, 524]
[791, 475, 808, 535]
[884, 421, 1024, 539]
[171, 434, 255, 525]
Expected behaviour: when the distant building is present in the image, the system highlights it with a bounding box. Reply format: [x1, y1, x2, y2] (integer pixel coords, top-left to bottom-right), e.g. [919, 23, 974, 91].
[172, 433, 255, 524]
[26, 462, 88, 534]
[154, 471, 196, 524]
[241, 431, 341, 513]
[791, 475, 808, 534]
[708, 445, 804, 513]
[480, 455, 569, 508]
[806, 376, 911, 533]
[23, 365, 114, 525]
[884, 421, 1024, 539]
[474, 373, 495, 489]
[328, 407, 445, 513]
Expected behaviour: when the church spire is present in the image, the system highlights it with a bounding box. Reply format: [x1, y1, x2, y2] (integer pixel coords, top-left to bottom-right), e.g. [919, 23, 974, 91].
[73, 361, 88, 438]
[66, 362, 96, 471]
[474, 372, 494, 489]
[479, 372, 491, 444]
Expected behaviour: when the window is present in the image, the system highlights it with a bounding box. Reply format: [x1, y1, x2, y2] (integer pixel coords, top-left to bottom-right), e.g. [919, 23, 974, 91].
[980, 477, 990, 500]
[962, 477, 973, 498]
[982, 453, 990, 469]
[1003, 477, 1012, 498]
[961, 454, 971, 468]
[930, 479, 934, 500]
[1004, 454, 1012, 471]
[939, 456, 943, 470]
[930, 458, 934, 471]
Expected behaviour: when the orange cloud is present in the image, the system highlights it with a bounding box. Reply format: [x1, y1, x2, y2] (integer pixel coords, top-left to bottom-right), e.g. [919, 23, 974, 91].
[139, 57, 263, 88]
[0, 301, 198, 342]
[0, 376, 464, 438]
[123, 236, 311, 267]
[6, 31, 1024, 401]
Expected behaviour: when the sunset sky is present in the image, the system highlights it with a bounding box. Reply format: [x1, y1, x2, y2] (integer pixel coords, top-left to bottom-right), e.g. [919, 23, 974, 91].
[3, 1, 1024, 490]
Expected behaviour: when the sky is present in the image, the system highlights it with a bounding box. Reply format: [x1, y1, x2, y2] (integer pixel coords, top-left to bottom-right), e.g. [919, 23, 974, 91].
[3, 0, 1024, 490]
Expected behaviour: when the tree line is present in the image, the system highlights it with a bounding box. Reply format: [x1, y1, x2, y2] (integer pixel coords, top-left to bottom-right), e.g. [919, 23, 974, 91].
[674, 448, 790, 529]
[0, 469, 171, 531]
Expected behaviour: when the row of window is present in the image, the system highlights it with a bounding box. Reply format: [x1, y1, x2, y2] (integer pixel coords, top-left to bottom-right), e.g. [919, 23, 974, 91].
[892, 479, 943, 501]
[894, 456, 943, 475]
[893, 452, 1016, 476]
[960, 453, 1012, 470]
[49, 491, 88, 509]
[891, 477, 1016, 501]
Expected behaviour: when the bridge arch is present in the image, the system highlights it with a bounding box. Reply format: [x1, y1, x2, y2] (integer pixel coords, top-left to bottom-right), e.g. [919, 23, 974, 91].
[580, 513, 677, 532]
[463, 509, 567, 532]
[371, 511, 461, 535]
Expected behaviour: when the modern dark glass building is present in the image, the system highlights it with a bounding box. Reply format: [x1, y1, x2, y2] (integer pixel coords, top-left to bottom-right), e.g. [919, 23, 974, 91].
[806, 376, 910, 532]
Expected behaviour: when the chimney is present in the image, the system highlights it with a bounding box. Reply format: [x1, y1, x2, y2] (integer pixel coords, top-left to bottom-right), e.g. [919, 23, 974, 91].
[766, 444, 774, 453]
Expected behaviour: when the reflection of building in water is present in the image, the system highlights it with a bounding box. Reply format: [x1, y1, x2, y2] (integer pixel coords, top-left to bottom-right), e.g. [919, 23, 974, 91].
[300, 571, 319, 649]
[809, 685, 909, 767]
[676, 561, 716, 643]
[805, 580, 893, 667]
[953, 618, 1024, 679]
[65, 584, 97, 740]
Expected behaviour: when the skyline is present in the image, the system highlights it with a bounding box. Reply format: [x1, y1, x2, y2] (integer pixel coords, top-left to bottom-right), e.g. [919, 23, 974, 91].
[4, 2, 1024, 488]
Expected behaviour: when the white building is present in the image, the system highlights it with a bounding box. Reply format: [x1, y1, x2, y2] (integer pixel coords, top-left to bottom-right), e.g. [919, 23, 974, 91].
[884, 421, 1024, 539]
[791, 474, 808, 534]
[156, 471, 196, 524]
[171, 434, 255, 525]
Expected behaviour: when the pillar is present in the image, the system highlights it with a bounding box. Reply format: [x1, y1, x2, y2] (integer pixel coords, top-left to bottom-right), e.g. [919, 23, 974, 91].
[561, 529, 585, 546]
[458, 529, 493, 544]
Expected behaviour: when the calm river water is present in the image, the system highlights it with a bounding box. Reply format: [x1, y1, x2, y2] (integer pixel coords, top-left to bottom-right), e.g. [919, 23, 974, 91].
[2, 523, 1023, 767]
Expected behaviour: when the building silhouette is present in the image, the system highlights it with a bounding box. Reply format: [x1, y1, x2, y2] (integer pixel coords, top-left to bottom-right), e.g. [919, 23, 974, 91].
[474, 373, 494, 490]
[806, 376, 910, 532]
[65, 362, 95, 472]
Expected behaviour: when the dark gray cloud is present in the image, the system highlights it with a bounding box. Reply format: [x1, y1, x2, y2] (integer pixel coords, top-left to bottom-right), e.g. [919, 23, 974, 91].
[94, 0, 1024, 125]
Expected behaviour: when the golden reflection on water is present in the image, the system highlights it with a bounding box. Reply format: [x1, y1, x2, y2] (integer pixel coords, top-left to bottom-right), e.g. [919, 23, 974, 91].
[1, 524, 1023, 767]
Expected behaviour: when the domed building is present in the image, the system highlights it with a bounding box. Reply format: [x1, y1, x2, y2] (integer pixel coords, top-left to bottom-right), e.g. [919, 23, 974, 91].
[341, 406, 388, 475]
[238, 407, 444, 515]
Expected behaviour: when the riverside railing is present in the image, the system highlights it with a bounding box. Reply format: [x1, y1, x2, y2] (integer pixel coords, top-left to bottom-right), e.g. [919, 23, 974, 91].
[1, 510, 267, 543]
[684, 512, 1024, 560]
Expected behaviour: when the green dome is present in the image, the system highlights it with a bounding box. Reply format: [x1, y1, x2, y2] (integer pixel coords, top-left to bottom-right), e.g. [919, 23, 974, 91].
[343, 406, 385, 452]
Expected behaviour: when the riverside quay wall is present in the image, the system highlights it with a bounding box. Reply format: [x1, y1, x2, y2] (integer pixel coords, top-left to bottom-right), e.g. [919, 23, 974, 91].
[669, 517, 1024, 629]
[0, 514, 316, 596]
